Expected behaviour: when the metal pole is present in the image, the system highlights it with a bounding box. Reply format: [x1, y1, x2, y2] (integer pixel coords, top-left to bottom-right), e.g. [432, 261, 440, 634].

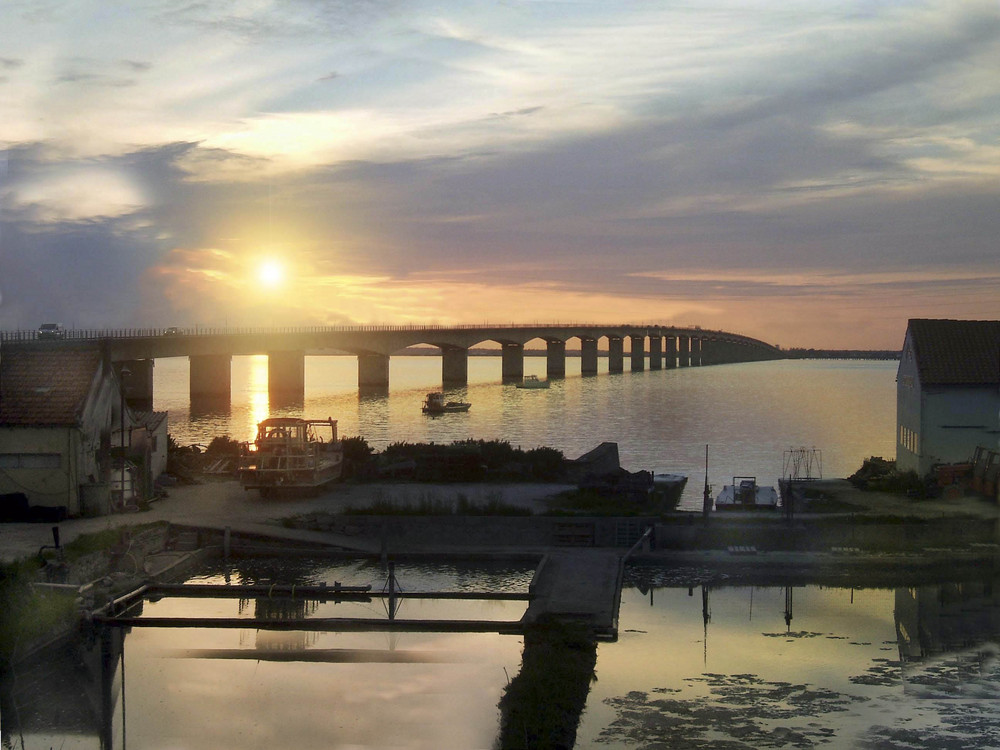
[120, 366, 131, 511]
[702, 444, 712, 518]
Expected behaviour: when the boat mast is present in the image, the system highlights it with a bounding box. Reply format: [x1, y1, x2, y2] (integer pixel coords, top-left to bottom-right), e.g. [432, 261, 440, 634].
[702, 444, 712, 517]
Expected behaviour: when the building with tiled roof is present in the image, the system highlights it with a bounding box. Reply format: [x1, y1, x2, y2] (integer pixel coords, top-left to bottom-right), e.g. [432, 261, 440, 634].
[897, 319, 1000, 475]
[0, 348, 133, 516]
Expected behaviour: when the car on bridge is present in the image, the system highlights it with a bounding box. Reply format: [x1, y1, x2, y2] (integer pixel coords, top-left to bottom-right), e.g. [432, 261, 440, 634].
[37, 323, 65, 340]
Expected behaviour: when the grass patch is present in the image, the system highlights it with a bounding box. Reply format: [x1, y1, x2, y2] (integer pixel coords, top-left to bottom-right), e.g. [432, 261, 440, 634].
[56, 521, 167, 562]
[0, 559, 75, 662]
[1, 521, 168, 662]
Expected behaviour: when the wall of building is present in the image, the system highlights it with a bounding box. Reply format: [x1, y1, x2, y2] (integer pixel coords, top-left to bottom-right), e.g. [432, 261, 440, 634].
[0, 426, 75, 512]
[895, 334, 921, 472]
[0, 366, 123, 516]
[920, 387, 1000, 474]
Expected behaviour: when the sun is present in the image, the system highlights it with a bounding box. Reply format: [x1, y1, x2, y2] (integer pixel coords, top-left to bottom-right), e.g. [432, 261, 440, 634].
[258, 259, 285, 288]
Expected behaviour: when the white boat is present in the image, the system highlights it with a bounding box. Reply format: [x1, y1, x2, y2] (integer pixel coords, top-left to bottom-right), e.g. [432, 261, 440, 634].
[422, 392, 471, 414]
[516, 375, 550, 389]
[238, 417, 343, 497]
[715, 476, 778, 511]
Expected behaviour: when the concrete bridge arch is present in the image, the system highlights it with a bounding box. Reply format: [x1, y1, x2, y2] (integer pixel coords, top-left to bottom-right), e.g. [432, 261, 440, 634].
[2, 324, 781, 406]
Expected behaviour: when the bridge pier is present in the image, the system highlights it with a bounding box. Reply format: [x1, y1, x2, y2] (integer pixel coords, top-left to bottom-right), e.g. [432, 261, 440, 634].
[691, 338, 702, 366]
[546, 340, 566, 378]
[268, 351, 305, 400]
[648, 336, 662, 370]
[580, 338, 598, 375]
[630, 335, 645, 371]
[678, 335, 690, 367]
[442, 347, 468, 385]
[608, 337, 624, 373]
[118, 359, 154, 410]
[501, 343, 524, 380]
[701, 339, 715, 365]
[665, 336, 676, 368]
[358, 353, 390, 388]
[190, 354, 231, 400]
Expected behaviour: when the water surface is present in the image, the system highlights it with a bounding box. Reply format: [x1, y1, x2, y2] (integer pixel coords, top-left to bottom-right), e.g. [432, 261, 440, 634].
[5, 561, 999, 749]
[155, 357, 897, 510]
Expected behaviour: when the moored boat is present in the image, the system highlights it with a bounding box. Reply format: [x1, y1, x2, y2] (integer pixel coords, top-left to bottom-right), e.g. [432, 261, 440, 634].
[516, 375, 550, 389]
[715, 476, 778, 511]
[422, 392, 471, 414]
[238, 417, 343, 496]
[652, 472, 688, 508]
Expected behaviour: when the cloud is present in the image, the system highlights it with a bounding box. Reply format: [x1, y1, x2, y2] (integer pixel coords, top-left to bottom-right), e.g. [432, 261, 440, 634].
[1, 1, 999, 348]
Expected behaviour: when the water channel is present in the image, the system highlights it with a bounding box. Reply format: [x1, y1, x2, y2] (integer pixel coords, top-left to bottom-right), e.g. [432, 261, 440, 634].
[4, 558, 999, 749]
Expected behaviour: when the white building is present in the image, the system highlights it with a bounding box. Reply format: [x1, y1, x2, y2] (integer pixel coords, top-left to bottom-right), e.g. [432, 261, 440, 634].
[896, 319, 1000, 476]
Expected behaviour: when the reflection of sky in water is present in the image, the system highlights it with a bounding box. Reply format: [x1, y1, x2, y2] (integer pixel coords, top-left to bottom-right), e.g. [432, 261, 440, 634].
[123, 625, 522, 750]
[576, 583, 1000, 749]
[154, 357, 897, 510]
[8, 562, 1000, 749]
[119, 559, 533, 750]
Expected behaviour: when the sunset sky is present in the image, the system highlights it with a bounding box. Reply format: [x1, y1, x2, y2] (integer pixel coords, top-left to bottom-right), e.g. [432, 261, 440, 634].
[1, 1, 998, 349]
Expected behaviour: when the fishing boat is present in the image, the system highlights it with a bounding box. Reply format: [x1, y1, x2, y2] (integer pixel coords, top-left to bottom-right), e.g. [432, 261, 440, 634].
[238, 417, 343, 496]
[422, 392, 471, 414]
[715, 476, 778, 511]
[652, 472, 688, 508]
[516, 374, 550, 389]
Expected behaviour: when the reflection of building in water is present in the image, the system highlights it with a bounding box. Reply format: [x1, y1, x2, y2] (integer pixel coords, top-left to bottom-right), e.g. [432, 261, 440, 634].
[0, 626, 126, 750]
[896, 582, 1000, 660]
[237, 595, 320, 651]
[895, 581, 1000, 697]
[896, 581, 1000, 661]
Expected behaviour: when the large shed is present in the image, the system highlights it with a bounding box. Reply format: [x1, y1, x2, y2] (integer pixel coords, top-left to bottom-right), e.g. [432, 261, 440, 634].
[896, 319, 1000, 476]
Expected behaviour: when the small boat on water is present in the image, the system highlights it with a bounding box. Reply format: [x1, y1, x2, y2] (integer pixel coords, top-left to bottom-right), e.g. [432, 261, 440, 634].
[422, 392, 471, 414]
[238, 417, 343, 497]
[516, 375, 550, 389]
[715, 476, 778, 511]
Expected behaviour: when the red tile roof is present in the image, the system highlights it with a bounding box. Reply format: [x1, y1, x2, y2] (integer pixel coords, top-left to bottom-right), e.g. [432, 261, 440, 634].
[0, 350, 104, 426]
[907, 319, 1000, 386]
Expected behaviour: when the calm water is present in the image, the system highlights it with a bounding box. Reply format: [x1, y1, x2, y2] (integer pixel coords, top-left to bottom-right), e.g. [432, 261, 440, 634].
[5, 560, 999, 749]
[155, 356, 897, 509]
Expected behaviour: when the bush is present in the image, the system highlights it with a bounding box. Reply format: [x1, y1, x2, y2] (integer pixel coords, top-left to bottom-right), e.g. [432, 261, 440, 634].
[205, 435, 242, 456]
[341, 436, 373, 464]
[849, 457, 929, 497]
[377, 439, 566, 482]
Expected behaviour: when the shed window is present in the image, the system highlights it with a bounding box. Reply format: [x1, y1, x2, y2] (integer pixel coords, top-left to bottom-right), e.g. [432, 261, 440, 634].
[0, 453, 62, 469]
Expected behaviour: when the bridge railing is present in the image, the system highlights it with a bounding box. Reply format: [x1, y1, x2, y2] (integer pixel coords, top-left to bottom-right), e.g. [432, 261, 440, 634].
[0, 323, 777, 349]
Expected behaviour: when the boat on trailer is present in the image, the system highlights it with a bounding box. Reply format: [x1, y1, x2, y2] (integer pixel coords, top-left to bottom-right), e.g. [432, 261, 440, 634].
[238, 417, 343, 497]
[422, 392, 471, 414]
[715, 476, 778, 511]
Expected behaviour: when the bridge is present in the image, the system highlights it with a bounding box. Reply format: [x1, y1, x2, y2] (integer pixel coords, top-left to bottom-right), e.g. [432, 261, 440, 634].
[0, 323, 781, 407]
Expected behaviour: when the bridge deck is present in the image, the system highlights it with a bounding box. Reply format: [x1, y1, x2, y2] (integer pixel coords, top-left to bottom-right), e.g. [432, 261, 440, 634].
[521, 550, 624, 640]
